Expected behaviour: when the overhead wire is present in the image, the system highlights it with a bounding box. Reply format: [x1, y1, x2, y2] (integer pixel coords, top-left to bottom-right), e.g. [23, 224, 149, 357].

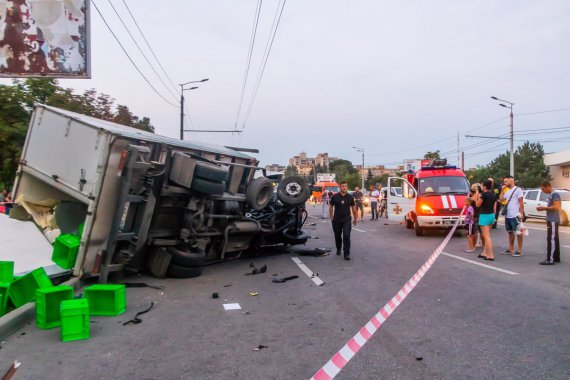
[91, 0, 178, 108]
[241, 0, 287, 130]
[105, 0, 178, 102]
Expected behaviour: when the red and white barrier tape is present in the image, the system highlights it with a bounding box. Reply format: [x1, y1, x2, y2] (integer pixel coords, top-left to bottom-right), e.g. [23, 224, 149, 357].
[310, 213, 464, 380]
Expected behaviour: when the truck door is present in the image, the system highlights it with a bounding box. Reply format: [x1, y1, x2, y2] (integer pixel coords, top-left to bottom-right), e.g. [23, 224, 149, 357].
[387, 177, 416, 222]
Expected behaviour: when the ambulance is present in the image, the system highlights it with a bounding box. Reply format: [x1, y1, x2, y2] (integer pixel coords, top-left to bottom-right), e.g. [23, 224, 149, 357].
[386, 159, 470, 236]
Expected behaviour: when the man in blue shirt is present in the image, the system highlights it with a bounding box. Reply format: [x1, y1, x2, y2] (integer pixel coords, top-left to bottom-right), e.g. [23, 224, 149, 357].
[536, 181, 561, 265]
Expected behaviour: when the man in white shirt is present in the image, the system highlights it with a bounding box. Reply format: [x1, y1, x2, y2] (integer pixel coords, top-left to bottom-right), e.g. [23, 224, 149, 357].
[368, 185, 380, 220]
[499, 175, 525, 256]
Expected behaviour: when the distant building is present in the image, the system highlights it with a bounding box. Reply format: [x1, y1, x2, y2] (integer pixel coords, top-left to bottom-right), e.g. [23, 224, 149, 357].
[354, 164, 400, 177]
[544, 149, 570, 189]
[288, 152, 337, 172]
[265, 164, 286, 173]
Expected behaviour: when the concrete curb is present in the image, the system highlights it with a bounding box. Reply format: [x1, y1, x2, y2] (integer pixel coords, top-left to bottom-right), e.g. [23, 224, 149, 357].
[0, 277, 81, 341]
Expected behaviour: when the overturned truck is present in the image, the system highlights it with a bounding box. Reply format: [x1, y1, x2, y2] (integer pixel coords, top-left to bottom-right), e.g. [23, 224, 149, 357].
[12, 105, 311, 281]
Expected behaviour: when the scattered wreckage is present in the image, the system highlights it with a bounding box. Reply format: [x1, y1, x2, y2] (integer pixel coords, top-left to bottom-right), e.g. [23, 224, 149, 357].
[11, 105, 311, 281]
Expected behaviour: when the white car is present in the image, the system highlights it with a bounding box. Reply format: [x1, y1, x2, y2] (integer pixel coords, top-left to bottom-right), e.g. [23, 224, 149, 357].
[522, 188, 569, 226]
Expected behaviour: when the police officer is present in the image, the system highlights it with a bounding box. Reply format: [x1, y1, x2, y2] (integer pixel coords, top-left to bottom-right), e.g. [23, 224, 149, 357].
[329, 181, 358, 260]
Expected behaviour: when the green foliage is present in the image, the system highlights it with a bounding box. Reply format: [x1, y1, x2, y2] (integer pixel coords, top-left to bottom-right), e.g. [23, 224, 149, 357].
[466, 142, 550, 188]
[424, 150, 441, 160]
[284, 165, 298, 177]
[0, 79, 154, 190]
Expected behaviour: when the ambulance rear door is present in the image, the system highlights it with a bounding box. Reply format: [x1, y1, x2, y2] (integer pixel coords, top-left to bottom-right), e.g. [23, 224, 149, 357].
[387, 177, 416, 222]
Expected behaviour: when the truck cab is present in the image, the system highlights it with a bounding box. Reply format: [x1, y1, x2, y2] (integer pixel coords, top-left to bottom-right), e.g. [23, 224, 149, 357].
[387, 159, 470, 236]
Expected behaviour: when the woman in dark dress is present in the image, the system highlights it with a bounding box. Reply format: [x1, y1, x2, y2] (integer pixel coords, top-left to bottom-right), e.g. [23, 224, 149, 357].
[475, 180, 496, 260]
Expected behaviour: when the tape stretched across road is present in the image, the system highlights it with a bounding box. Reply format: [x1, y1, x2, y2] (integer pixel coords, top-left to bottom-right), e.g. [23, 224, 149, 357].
[310, 212, 464, 380]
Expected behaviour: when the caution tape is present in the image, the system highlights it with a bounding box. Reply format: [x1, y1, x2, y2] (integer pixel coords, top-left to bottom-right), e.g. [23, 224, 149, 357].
[310, 212, 464, 380]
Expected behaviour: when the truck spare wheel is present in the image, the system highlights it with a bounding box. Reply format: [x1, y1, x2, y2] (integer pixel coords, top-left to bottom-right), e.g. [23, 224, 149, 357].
[168, 246, 207, 267]
[282, 228, 309, 244]
[193, 160, 230, 183]
[246, 177, 274, 210]
[277, 176, 311, 205]
[190, 177, 226, 195]
[166, 264, 202, 278]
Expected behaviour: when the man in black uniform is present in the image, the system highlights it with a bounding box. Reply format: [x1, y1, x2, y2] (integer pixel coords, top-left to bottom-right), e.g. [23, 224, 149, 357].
[329, 181, 358, 260]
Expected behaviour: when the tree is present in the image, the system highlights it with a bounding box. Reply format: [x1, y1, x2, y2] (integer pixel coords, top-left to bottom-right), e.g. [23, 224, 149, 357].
[285, 165, 298, 177]
[424, 150, 441, 160]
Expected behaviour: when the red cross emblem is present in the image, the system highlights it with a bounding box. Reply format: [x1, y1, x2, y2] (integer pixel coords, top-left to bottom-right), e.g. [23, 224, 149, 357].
[393, 205, 403, 214]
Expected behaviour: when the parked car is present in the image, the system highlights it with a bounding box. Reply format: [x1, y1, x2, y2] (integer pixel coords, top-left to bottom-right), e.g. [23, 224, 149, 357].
[522, 188, 569, 226]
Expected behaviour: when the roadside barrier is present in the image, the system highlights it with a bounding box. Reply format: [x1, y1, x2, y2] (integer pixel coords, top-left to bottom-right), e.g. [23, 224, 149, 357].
[310, 213, 464, 380]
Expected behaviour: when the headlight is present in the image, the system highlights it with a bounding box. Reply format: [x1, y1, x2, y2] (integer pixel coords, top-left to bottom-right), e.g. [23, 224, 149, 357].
[420, 204, 435, 214]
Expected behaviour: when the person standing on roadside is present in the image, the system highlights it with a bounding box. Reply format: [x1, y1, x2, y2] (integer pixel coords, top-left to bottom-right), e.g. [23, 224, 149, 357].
[469, 183, 483, 248]
[488, 177, 502, 228]
[368, 185, 380, 220]
[500, 175, 525, 257]
[537, 181, 561, 265]
[353, 186, 365, 222]
[321, 190, 330, 219]
[476, 179, 496, 261]
[329, 181, 358, 260]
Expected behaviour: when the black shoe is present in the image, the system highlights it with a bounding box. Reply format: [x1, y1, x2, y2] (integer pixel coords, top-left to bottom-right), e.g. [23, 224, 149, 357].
[491, 225, 497, 229]
[344, 256, 350, 260]
[336, 250, 341, 256]
[539, 260, 555, 265]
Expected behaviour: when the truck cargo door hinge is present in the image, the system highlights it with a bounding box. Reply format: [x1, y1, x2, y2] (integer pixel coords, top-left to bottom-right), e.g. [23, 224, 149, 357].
[65, 119, 72, 137]
[79, 169, 87, 191]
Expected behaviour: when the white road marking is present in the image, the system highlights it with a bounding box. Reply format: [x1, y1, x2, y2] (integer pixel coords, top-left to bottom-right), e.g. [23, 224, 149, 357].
[291, 257, 325, 286]
[562, 245, 570, 248]
[441, 252, 519, 275]
[497, 223, 570, 234]
[353, 228, 367, 232]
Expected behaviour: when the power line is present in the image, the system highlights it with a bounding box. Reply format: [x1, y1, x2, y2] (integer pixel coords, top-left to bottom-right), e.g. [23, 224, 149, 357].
[518, 107, 570, 117]
[121, 0, 179, 95]
[106, 0, 178, 101]
[234, 0, 263, 130]
[91, 0, 178, 108]
[241, 0, 287, 130]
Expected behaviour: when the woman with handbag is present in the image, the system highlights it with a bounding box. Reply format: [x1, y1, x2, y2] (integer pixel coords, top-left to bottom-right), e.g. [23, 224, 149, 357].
[476, 180, 496, 261]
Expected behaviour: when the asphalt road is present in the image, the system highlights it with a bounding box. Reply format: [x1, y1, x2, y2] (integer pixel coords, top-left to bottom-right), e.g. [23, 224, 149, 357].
[1, 206, 569, 379]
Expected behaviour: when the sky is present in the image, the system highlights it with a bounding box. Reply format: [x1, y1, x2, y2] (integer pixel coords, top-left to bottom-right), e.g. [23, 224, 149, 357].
[3, 0, 570, 170]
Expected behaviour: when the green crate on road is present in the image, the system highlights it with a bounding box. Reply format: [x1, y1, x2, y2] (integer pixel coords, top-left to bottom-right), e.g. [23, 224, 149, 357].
[60, 299, 90, 342]
[52, 234, 81, 270]
[0, 283, 9, 316]
[84, 284, 126, 316]
[8, 268, 53, 308]
[0, 261, 14, 283]
[36, 285, 74, 329]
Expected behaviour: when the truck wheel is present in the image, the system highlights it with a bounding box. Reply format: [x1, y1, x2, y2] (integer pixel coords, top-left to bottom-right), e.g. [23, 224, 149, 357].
[246, 177, 274, 210]
[194, 161, 229, 183]
[168, 246, 206, 267]
[414, 219, 423, 236]
[277, 176, 310, 205]
[282, 229, 309, 245]
[191, 177, 225, 195]
[406, 218, 413, 229]
[561, 211, 568, 226]
[167, 263, 202, 278]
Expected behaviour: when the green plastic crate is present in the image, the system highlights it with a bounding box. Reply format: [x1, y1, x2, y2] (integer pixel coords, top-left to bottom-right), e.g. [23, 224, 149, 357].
[84, 284, 126, 316]
[0, 283, 8, 316]
[8, 268, 53, 308]
[60, 299, 90, 342]
[36, 286, 74, 329]
[76, 223, 84, 238]
[0, 261, 14, 283]
[52, 234, 81, 270]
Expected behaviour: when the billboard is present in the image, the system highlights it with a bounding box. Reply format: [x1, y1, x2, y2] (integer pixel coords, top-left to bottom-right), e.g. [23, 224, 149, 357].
[0, 0, 90, 78]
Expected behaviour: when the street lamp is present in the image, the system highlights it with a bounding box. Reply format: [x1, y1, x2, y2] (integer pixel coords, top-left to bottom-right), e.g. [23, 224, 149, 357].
[490, 96, 514, 176]
[180, 78, 209, 140]
[353, 146, 365, 190]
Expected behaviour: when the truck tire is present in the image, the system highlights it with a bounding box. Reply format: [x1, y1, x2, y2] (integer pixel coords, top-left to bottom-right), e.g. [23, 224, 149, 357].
[277, 176, 310, 205]
[406, 217, 413, 229]
[168, 246, 206, 267]
[561, 210, 568, 226]
[194, 161, 229, 183]
[167, 263, 202, 278]
[191, 177, 225, 195]
[414, 219, 423, 236]
[282, 229, 309, 245]
[246, 177, 274, 210]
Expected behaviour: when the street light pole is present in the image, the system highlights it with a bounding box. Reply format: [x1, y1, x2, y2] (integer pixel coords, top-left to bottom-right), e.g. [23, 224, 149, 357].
[353, 146, 365, 189]
[490, 96, 515, 176]
[180, 78, 209, 140]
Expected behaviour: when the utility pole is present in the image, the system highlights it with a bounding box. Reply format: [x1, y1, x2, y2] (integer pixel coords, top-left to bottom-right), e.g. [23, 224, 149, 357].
[353, 146, 365, 189]
[490, 96, 515, 176]
[457, 130, 460, 167]
[179, 78, 209, 140]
